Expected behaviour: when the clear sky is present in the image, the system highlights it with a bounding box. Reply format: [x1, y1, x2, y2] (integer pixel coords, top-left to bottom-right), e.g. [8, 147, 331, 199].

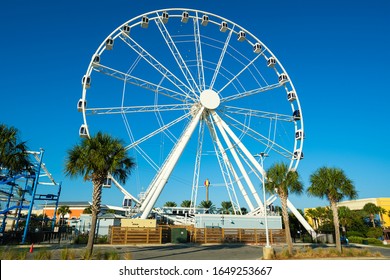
[1, 0, 389, 212]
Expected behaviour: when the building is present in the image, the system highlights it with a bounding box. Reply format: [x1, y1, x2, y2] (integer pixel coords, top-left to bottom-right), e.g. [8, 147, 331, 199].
[305, 197, 390, 229]
[337, 197, 390, 228]
[42, 201, 127, 225]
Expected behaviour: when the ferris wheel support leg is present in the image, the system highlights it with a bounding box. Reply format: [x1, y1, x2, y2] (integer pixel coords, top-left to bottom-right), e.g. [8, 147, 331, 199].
[216, 112, 265, 209]
[287, 199, 317, 239]
[140, 107, 205, 219]
[211, 112, 255, 211]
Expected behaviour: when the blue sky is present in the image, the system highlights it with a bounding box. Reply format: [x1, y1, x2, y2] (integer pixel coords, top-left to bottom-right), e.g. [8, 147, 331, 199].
[1, 0, 389, 212]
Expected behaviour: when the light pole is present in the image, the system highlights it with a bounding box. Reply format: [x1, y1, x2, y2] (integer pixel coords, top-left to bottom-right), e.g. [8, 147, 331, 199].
[258, 152, 270, 248]
[255, 152, 274, 259]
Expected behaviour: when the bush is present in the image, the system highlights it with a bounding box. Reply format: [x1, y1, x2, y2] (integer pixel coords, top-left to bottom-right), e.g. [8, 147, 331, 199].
[346, 231, 364, 238]
[366, 228, 383, 239]
[74, 234, 89, 244]
[366, 238, 383, 245]
[348, 236, 364, 244]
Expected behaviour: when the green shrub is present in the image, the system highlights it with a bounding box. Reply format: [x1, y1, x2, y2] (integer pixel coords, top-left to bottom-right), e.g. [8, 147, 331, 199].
[74, 234, 89, 244]
[348, 236, 364, 244]
[366, 228, 383, 239]
[366, 238, 383, 245]
[346, 231, 364, 238]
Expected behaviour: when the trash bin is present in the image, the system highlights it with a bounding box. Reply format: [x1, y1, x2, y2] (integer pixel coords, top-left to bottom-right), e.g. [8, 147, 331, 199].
[326, 234, 334, 244]
[171, 228, 187, 243]
[362, 239, 368, 245]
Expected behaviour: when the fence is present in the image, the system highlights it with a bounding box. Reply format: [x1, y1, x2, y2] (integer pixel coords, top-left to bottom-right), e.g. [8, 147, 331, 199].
[109, 225, 286, 245]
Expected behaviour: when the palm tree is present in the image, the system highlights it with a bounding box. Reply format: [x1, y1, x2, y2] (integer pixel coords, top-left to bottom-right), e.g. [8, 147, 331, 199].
[307, 166, 357, 253]
[64, 132, 135, 257]
[338, 206, 354, 234]
[363, 202, 387, 228]
[221, 201, 233, 214]
[0, 124, 31, 176]
[57, 205, 72, 226]
[264, 162, 304, 255]
[164, 201, 177, 207]
[305, 208, 319, 230]
[199, 200, 216, 214]
[180, 200, 191, 208]
[83, 206, 92, 214]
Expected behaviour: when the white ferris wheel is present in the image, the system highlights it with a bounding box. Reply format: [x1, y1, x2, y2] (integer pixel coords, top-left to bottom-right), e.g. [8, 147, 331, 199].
[78, 8, 304, 220]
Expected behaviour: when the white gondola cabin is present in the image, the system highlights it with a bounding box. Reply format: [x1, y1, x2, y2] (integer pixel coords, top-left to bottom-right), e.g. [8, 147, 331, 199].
[181, 11, 189, 23]
[92, 54, 100, 67]
[161, 11, 169, 24]
[201, 15, 209, 26]
[293, 150, 304, 160]
[267, 57, 276, 67]
[123, 197, 132, 208]
[293, 109, 301, 121]
[103, 177, 112, 188]
[295, 129, 304, 140]
[77, 99, 86, 112]
[253, 43, 262, 53]
[122, 24, 130, 35]
[105, 38, 114, 50]
[278, 73, 288, 84]
[79, 124, 88, 138]
[81, 75, 91, 89]
[141, 16, 149, 28]
[220, 21, 228, 32]
[238, 31, 246, 42]
[287, 91, 296, 102]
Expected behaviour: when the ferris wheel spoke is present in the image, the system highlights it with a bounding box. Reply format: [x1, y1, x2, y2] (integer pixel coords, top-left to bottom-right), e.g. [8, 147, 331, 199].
[221, 106, 294, 122]
[222, 113, 294, 159]
[154, 12, 201, 94]
[85, 104, 191, 115]
[192, 11, 206, 92]
[218, 52, 263, 94]
[125, 111, 192, 151]
[119, 33, 197, 101]
[210, 25, 235, 90]
[221, 82, 283, 103]
[93, 64, 188, 102]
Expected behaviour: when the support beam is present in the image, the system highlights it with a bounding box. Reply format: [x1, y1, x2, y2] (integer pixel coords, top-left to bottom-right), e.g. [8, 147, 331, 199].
[140, 106, 204, 219]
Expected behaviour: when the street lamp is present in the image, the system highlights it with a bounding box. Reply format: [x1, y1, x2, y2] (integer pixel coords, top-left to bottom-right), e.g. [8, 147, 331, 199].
[258, 152, 270, 248]
[255, 152, 274, 259]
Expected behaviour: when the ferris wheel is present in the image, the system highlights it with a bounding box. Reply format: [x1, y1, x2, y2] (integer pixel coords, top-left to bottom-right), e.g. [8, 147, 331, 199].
[78, 8, 304, 219]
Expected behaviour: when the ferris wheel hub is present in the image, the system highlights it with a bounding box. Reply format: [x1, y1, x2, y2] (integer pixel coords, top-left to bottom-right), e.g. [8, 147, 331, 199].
[200, 89, 220, 110]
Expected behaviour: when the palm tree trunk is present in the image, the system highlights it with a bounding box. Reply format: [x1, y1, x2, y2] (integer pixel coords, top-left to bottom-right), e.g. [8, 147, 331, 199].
[330, 200, 342, 253]
[280, 194, 293, 255]
[86, 180, 103, 258]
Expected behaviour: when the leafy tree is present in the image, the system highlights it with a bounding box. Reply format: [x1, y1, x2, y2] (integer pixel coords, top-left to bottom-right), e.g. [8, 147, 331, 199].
[64, 132, 135, 257]
[307, 167, 357, 253]
[264, 162, 304, 255]
[164, 201, 177, 207]
[0, 124, 31, 176]
[57, 205, 72, 226]
[180, 200, 191, 208]
[220, 201, 233, 214]
[338, 206, 354, 234]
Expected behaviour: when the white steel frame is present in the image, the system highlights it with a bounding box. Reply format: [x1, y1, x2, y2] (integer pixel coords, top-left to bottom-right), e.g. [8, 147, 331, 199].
[79, 8, 306, 227]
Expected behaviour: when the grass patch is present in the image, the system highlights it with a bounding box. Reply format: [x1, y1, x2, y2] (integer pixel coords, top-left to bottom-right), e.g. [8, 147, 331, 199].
[0, 247, 27, 260]
[274, 247, 383, 259]
[34, 249, 52, 260]
[60, 247, 76, 260]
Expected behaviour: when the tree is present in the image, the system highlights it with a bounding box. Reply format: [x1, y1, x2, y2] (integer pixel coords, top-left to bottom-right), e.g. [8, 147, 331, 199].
[264, 162, 304, 255]
[180, 200, 191, 208]
[57, 205, 72, 226]
[164, 201, 177, 207]
[220, 201, 233, 214]
[363, 202, 387, 228]
[0, 124, 31, 176]
[83, 206, 92, 214]
[64, 132, 135, 257]
[338, 206, 354, 234]
[307, 167, 357, 253]
[305, 208, 319, 230]
[199, 200, 216, 214]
